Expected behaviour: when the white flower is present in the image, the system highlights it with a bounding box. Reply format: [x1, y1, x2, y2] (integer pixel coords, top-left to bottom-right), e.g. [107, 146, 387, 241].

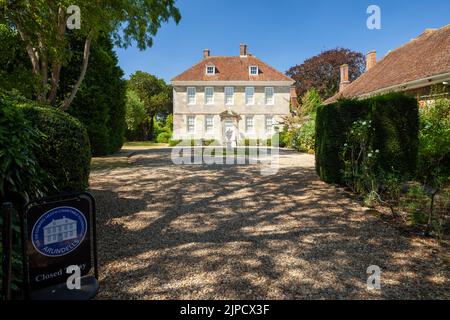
[368, 153, 373, 158]
[344, 143, 348, 147]
[362, 121, 367, 126]
[375, 149, 379, 153]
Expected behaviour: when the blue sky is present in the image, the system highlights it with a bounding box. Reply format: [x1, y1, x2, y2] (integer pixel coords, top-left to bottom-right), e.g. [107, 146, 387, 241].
[115, 0, 450, 82]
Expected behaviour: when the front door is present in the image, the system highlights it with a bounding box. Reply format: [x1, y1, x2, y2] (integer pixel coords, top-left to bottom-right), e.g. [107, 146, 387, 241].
[223, 120, 236, 147]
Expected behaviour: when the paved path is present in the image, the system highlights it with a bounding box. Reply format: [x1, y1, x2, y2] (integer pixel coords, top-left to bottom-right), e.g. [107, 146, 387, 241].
[90, 148, 449, 299]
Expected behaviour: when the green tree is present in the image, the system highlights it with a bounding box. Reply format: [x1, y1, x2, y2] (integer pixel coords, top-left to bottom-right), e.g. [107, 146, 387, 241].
[0, 24, 34, 96]
[125, 89, 147, 136]
[128, 71, 172, 140]
[58, 34, 126, 156]
[1, 1, 180, 109]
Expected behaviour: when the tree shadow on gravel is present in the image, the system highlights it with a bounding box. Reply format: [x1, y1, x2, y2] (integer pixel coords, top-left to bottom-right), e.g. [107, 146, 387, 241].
[89, 148, 449, 300]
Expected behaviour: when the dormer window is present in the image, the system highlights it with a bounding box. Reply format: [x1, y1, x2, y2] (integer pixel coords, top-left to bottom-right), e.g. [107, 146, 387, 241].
[206, 65, 216, 75]
[249, 66, 258, 75]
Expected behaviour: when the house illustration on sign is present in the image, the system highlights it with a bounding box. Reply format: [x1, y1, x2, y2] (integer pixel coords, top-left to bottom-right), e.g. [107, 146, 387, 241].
[43, 216, 78, 245]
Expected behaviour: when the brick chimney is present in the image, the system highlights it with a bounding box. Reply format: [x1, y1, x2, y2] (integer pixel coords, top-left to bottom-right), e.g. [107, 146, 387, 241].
[290, 86, 298, 107]
[203, 49, 210, 59]
[366, 51, 376, 71]
[240, 43, 247, 56]
[339, 64, 350, 92]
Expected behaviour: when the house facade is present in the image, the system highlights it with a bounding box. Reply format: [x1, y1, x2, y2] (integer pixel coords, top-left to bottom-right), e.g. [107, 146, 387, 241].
[43, 217, 77, 245]
[171, 44, 296, 145]
[325, 24, 450, 105]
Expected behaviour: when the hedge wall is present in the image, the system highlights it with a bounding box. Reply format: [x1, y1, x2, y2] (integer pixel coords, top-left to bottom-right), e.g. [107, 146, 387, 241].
[315, 92, 419, 184]
[20, 105, 91, 194]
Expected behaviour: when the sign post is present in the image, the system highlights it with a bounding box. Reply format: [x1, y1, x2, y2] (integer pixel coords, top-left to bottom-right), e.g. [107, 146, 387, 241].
[21, 192, 99, 300]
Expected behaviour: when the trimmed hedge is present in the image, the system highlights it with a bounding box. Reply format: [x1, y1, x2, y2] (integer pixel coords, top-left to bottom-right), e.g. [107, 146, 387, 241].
[315, 92, 419, 183]
[20, 105, 91, 194]
[0, 94, 45, 204]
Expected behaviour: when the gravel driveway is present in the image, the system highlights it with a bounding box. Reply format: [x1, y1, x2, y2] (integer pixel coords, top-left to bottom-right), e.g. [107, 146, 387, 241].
[90, 148, 449, 299]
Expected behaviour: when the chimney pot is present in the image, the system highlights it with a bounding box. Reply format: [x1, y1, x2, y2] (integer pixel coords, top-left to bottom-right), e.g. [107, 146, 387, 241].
[240, 43, 247, 56]
[339, 64, 350, 92]
[290, 86, 298, 107]
[366, 51, 377, 71]
[203, 49, 210, 59]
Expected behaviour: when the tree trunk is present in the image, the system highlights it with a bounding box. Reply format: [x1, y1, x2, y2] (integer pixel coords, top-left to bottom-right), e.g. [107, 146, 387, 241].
[14, 18, 45, 101]
[148, 114, 155, 141]
[47, 7, 66, 105]
[427, 189, 439, 231]
[47, 63, 62, 104]
[60, 33, 93, 111]
[38, 36, 48, 104]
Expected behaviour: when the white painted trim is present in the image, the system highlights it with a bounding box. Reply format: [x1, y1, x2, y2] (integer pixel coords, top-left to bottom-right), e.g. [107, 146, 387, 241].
[249, 65, 259, 76]
[265, 115, 274, 133]
[265, 87, 275, 105]
[187, 115, 196, 134]
[245, 115, 254, 133]
[205, 115, 214, 134]
[224, 86, 234, 105]
[187, 87, 196, 105]
[172, 80, 295, 86]
[245, 86, 255, 105]
[205, 65, 216, 75]
[204, 87, 215, 105]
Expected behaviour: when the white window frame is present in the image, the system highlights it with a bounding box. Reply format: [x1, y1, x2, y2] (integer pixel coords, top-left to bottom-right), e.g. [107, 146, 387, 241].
[187, 116, 196, 134]
[205, 115, 214, 134]
[224, 86, 234, 105]
[205, 87, 214, 105]
[249, 66, 259, 75]
[265, 116, 274, 133]
[187, 87, 196, 105]
[206, 65, 216, 75]
[246, 116, 254, 133]
[265, 87, 274, 105]
[245, 87, 255, 105]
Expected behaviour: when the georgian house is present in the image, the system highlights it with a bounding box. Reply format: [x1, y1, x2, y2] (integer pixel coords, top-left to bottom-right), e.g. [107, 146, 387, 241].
[171, 44, 296, 145]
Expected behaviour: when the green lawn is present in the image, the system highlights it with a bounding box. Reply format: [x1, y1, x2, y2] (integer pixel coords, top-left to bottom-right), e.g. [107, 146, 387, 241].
[123, 141, 168, 147]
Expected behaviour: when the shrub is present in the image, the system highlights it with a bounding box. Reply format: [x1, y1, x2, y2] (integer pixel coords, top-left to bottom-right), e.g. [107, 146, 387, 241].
[156, 131, 171, 143]
[0, 94, 48, 204]
[417, 97, 450, 187]
[315, 93, 418, 184]
[20, 104, 91, 194]
[282, 89, 322, 152]
[0, 93, 47, 298]
[291, 119, 315, 152]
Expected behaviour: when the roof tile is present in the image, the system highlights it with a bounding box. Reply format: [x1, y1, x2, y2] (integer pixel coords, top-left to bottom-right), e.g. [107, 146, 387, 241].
[172, 56, 294, 82]
[325, 24, 450, 104]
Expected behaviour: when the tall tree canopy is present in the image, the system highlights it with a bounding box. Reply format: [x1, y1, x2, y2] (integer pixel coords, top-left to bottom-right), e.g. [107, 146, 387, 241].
[0, 0, 180, 109]
[60, 34, 126, 156]
[128, 71, 172, 140]
[0, 24, 33, 96]
[286, 48, 365, 100]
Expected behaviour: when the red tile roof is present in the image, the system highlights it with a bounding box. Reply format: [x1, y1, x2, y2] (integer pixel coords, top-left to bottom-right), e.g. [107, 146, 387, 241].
[172, 55, 294, 82]
[325, 24, 450, 104]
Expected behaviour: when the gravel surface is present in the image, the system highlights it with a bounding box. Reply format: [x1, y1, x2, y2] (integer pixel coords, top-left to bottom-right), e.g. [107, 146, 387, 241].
[90, 148, 449, 299]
